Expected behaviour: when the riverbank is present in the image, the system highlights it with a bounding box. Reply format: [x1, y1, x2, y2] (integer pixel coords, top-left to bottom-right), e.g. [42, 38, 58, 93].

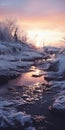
[0, 41, 65, 129]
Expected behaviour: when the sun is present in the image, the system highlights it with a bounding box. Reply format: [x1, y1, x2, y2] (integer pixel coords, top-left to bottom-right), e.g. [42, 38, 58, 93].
[27, 29, 63, 48]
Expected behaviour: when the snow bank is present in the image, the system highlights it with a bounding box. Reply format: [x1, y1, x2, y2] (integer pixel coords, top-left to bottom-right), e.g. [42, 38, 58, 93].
[56, 55, 65, 75]
[0, 97, 35, 129]
[52, 95, 65, 111]
[45, 53, 65, 82]
[49, 54, 65, 75]
[43, 47, 65, 113]
[43, 46, 60, 54]
[0, 41, 43, 78]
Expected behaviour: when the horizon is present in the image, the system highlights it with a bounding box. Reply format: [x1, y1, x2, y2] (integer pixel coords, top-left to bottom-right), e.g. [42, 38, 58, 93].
[0, 0, 65, 47]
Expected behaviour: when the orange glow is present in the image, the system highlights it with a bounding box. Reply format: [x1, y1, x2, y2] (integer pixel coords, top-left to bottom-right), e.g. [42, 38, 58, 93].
[17, 14, 65, 47]
[18, 14, 65, 30]
[27, 29, 64, 47]
[0, 13, 65, 47]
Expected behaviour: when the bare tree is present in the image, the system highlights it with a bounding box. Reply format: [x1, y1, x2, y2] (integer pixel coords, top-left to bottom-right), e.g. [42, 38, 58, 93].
[14, 27, 18, 42]
[0, 19, 18, 42]
[0, 19, 28, 44]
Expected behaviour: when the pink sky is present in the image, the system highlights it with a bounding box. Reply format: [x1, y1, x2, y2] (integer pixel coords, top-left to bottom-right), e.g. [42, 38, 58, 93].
[0, 0, 65, 47]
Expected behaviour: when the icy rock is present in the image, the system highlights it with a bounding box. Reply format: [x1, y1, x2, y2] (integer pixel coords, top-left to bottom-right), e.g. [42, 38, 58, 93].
[52, 95, 65, 112]
[10, 112, 32, 126]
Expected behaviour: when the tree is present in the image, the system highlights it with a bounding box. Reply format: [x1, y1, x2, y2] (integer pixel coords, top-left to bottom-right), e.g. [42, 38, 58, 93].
[0, 19, 17, 42]
[0, 19, 28, 44]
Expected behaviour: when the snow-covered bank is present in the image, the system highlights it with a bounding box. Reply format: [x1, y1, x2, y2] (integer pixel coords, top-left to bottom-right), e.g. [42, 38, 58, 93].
[52, 95, 65, 112]
[0, 41, 43, 81]
[1, 40, 65, 128]
[43, 47, 65, 113]
[0, 97, 35, 130]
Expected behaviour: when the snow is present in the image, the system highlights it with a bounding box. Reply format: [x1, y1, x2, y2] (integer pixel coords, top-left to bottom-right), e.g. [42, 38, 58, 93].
[1, 40, 65, 125]
[45, 52, 65, 81]
[57, 55, 65, 74]
[0, 41, 43, 77]
[0, 99, 14, 108]
[0, 40, 44, 129]
[42, 47, 65, 112]
[43, 46, 60, 53]
[0, 97, 35, 129]
[11, 112, 32, 126]
[48, 53, 65, 75]
[52, 95, 65, 111]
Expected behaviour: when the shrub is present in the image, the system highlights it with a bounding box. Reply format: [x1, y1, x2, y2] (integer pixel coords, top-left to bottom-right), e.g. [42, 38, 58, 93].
[0, 19, 29, 47]
[0, 19, 19, 42]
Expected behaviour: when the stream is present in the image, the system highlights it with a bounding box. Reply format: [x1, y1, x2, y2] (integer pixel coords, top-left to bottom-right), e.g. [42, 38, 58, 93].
[0, 65, 65, 130]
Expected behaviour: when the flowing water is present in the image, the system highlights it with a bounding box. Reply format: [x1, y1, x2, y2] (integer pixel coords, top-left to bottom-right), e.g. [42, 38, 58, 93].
[0, 65, 65, 130]
[6, 66, 47, 101]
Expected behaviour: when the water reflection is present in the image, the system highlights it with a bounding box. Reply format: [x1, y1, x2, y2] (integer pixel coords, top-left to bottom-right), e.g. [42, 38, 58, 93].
[9, 82, 47, 103]
[10, 66, 46, 86]
[8, 66, 47, 102]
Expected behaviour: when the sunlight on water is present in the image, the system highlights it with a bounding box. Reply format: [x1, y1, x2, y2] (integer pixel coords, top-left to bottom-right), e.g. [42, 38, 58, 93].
[8, 66, 47, 101]
[11, 66, 46, 86]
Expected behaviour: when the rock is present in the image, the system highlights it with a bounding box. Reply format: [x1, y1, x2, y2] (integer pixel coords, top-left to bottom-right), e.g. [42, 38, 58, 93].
[51, 95, 65, 113]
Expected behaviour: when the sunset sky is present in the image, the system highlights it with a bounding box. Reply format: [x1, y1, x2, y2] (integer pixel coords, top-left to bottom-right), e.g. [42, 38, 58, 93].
[0, 0, 65, 47]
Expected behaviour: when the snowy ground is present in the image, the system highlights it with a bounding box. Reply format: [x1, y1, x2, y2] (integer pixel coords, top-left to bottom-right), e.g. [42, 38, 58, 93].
[0, 41, 44, 129]
[0, 41, 44, 84]
[43, 48, 65, 112]
[0, 97, 36, 130]
[0, 41, 65, 129]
